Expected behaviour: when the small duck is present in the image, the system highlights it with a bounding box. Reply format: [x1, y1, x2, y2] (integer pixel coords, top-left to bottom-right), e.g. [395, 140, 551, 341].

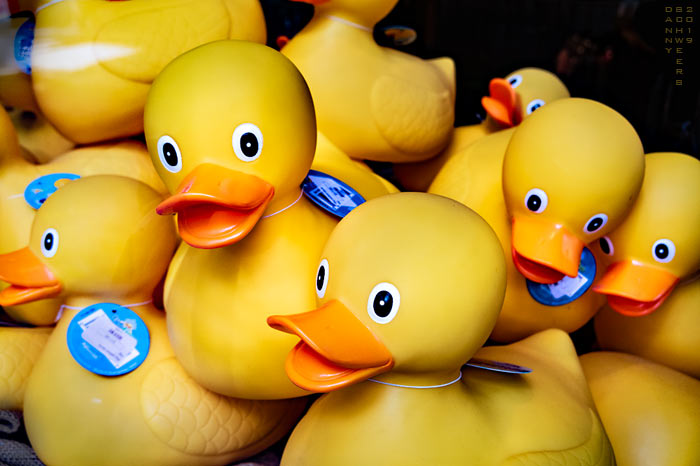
[144, 40, 337, 399]
[283, 0, 456, 163]
[268, 192, 613, 466]
[429, 98, 645, 342]
[0, 175, 305, 466]
[29, 0, 267, 144]
[394, 67, 570, 191]
[592, 152, 700, 378]
[581, 351, 700, 466]
[0, 105, 166, 325]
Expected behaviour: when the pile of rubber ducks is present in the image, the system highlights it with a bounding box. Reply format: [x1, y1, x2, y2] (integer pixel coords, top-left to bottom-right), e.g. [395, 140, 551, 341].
[0, 1, 698, 466]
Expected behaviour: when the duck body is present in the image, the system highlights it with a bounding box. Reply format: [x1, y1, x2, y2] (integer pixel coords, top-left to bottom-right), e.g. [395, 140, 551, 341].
[581, 351, 700, 466]
[31, 0, 266, 144]
[282, 3, 455, 163]
[282, 330, 612, 466]
[164, 198, 336, 399]
[592, 152, 700, 377]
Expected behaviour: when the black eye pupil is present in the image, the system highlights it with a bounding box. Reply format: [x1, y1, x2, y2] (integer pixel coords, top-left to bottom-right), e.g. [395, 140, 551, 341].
[162, 142, 178, 166]
[531, 104, 541, 111]
[527, 195, 541, 211]
[599, 238, 611, 254]
[655, 244, 669, 259]
[316, 266, 326, 291]
[373, 291, 393, 318]
[240, 133, 259, 157]
[44, 233, 53, 250]
[587, 217, 603, 232]
[509, 78, 517, 85]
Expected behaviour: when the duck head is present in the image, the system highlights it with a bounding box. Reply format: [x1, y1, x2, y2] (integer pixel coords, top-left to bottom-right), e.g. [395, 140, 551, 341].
[482, 68, 570, 128]
[592, 153, 700, 316]
[0, 175, 177, 307]
[290, 0, 398, 29]
[269, 192, 506, 392]
[145, 40, 317, 249]
[503, 98, 645, 284]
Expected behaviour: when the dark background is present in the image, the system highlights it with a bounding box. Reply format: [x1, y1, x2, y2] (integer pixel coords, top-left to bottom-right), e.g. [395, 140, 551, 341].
[261, 0, 699, 157]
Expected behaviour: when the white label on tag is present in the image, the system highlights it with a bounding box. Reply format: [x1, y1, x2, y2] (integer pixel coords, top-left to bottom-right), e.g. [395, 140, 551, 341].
[311, 177, 357, 209]
[548, 273, 589, 299]
[78, 309, 139, 369]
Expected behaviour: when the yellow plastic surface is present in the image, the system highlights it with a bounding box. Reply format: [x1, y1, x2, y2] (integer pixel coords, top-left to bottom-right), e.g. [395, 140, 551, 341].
[430, 98, 644, 342]
[0, 175, 304, 466]
[395, 67, 570, 191]
[7, 108, 75, 163]
[0, 106, 166, 325]
[593, 153, 700, 377]
[144, 40, 337, 399]
[30, 0, 266, 144]
[272, 193, 611, 464]
[282, 0, 455, 162]
[0, 327, 50, 410]
[581, 351, 700, 466]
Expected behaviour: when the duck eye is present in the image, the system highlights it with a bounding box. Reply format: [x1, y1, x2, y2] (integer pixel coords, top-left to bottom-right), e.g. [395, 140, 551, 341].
[652, 239, 675, 263]
[40, 228, 59, 258]
[507, 74, 523, 89]
[316, 258, 329, 299]
[584, 214, 608, 234]
[232, 123, 263, 162]
[367, 282, 400, 324]
[524, 188, 548, 213]
[156, 135, 182, 173]
[526, 99, 545, 115]
[599, 236, 614, 255]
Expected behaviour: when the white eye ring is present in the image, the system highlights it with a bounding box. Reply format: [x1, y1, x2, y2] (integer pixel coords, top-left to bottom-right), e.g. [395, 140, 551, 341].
[526, 99, 546, 115]
[507, 74, 523, 89]
[40, 228, 59, 258]
[583, 213, 608, 234]
[367, 282, 400, 324]
[232, 123, 263, 162]
[156, 135, 183, 173]
[599, 236, 614, 255]
[652, 239, 675, 263]
[524, 188, 548, 213]
[316, 258, 329, 299]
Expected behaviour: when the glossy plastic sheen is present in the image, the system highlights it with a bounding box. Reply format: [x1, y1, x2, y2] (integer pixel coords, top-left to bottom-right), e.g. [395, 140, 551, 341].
[144, 41, 337, 399]
[282, 0, 455, 162]
[0, 106, 166, 325]
[581, 352, 700, 466]
[394, 67, 570, 192]
[430, 98, 644, 342]
[30, 0, 266, 144]
[0, 175, 304, 466]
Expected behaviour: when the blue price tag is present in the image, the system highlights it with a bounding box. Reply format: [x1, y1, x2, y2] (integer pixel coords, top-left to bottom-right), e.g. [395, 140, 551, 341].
[526, 247, 596, 306]
[66, 303, 150, 377]
[14, 15, 35, 75]
[302, 170, 366, 218]
[24, 173, 80, 209]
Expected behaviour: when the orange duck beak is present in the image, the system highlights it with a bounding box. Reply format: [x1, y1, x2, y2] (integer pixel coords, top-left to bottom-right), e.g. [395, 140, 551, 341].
[511, 217, 585, 284]
[593, 261, 679, 316]
[0, 247, 62, 306]
[482, 78, 518, 127]
[156, 163, 275, 249]
[268, 300, 394, 392]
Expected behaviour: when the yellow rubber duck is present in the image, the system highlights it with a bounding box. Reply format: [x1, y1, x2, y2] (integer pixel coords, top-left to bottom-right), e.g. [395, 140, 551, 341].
[268, 192, 613, 465]
[430, 98, 645, 342]
[394, 67, 570, 191]
[144, 40, 337, 399]
[0, 106, 166, 325]
[592, 152, 700, 378]
[28, 0, 266, 144]
[282, 0, 456, 163]
[7, 107, 75, 163]
[0, 175, 305, 466]
[581, 351, 700, 466]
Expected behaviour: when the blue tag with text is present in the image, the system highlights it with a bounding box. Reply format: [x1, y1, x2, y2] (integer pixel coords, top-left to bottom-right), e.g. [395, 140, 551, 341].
[526, 247, 596, 306]
[67, 303, 150, 377]
[14, 16, 34, 75]
[302, 170, 365, 218]
[24, 173, 80, 209]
